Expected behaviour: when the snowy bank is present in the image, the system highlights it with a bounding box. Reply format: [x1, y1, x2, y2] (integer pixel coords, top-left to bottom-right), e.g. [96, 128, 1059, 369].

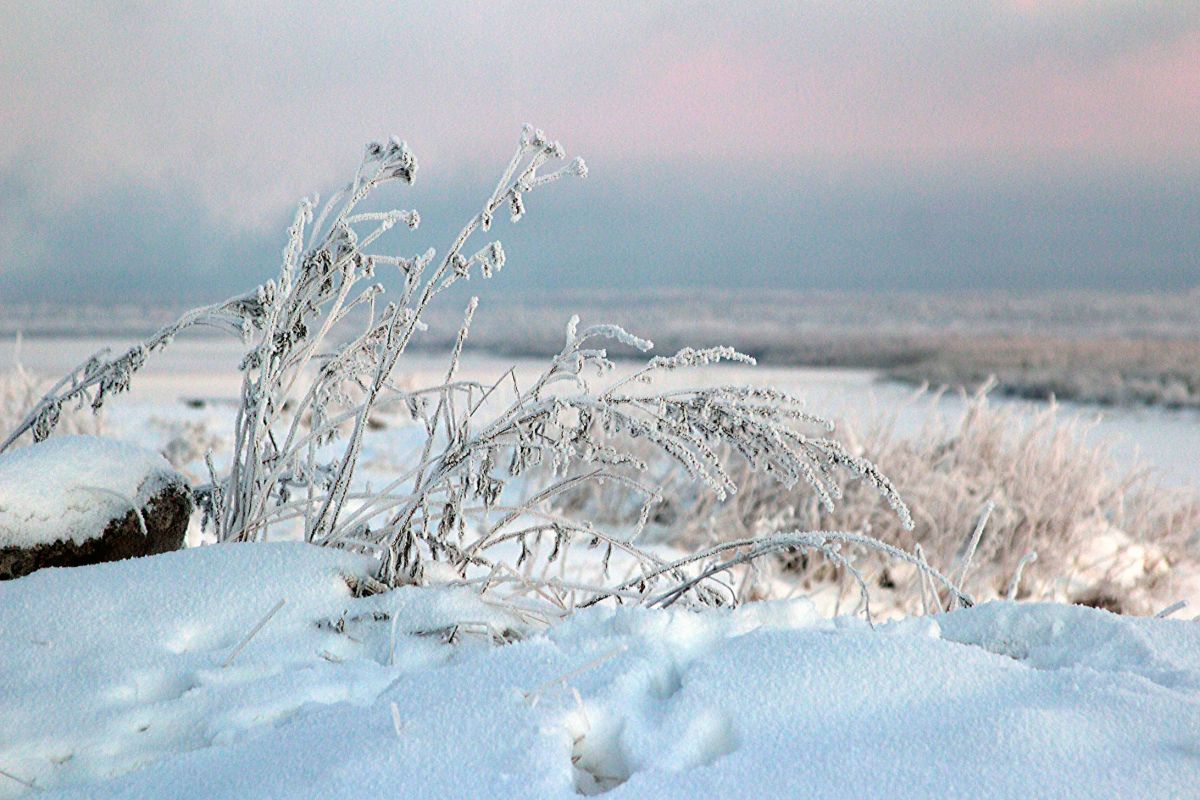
[1, 542, 1198, 798]
[0, 435, 185, 549]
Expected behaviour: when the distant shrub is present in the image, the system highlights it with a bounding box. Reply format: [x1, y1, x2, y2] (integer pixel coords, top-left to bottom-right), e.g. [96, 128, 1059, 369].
[886, 335, 1200, 410]
[595, 385, 1200, 615]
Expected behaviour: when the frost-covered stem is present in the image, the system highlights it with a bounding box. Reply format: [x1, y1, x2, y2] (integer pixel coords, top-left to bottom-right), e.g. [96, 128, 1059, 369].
[0, 289, 261, 453]
[1005, 551, 1038, 601]
[582, 531, 971, 610]
[462, 471, 655, 558]
[952, 501, 994, 609]
[464, 512, 670, 572]
[310, 314, 406, 541]
[221, 598, 286, 667]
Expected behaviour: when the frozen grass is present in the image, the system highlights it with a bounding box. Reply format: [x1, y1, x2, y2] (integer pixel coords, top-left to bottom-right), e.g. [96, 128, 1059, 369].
[0, 361, 103, 449]
[818, 390, 1200, 615]
[2, 127, 965, 618]
[567, 385, 1200, 616]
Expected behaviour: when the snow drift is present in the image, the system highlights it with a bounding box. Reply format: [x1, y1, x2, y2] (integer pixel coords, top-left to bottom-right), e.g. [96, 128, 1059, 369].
[1, 543, 1197, 799]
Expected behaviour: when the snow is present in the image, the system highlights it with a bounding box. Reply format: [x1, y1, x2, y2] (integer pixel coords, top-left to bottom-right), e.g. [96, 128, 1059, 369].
[3, 340, 1199, 797]
[2, 543, 1198, 799]
[0, 436, 185, 548]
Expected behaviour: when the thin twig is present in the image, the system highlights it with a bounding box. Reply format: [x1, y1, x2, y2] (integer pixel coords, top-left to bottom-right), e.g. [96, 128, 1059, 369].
[222, 599, 287, 667]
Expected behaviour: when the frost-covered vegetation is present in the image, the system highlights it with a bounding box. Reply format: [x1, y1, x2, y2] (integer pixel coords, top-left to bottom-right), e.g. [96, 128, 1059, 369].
[4, 128, 1200, 800]
[0, 362, 104, 447]
[885, 334, 1200, 409]
[5, 127, 1197, 620]
[2, 127, 967, 618]
[576, 385, 1200, 616]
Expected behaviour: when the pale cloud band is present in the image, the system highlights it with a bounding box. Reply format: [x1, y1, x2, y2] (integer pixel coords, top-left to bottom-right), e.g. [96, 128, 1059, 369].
[2, 2, 1197, 299]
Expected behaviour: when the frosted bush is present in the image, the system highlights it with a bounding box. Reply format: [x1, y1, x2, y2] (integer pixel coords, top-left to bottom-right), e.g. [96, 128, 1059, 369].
[2, 126, 968, 617]
[1, 361, 105, 449]
[607, 385, 1200, 615]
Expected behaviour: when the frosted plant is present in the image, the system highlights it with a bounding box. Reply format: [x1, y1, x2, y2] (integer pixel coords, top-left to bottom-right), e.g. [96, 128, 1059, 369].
[2, 126, 968, 617]
[603, 384, 1200, 616]
[0, 303, 266, 454]
[0, 360, 106, 448]
[204, 127, 589, 549]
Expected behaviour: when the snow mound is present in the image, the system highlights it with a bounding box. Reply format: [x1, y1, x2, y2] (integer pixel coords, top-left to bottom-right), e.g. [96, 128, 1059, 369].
[0, 436, 185, 548]
[939, 600, 1200, 691]
[1, 543, 1198, 798]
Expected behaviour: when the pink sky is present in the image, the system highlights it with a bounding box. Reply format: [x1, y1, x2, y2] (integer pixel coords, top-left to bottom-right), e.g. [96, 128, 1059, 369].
[3, 2, 1197, 229]
[2, 3, 1197, 300]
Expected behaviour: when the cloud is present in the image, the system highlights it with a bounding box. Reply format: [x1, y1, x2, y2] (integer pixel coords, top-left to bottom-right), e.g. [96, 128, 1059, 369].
[3, 162, 1196, 305]
[0, 170, 283, 303]
[1, 2, 1197, 297]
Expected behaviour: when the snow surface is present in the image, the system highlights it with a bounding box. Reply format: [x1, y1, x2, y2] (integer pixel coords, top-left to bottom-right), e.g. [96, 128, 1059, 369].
[0, 436, 184, 548]
[2, 543, 1198, 799]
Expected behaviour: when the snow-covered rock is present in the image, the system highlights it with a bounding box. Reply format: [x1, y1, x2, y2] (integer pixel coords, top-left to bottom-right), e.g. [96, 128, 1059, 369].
[0, 542, 1198, 798]
[0, 436, 191, 579]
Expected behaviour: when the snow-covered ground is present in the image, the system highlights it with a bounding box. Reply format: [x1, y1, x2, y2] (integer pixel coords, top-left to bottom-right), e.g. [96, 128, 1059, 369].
[4, 336, 1200, 798]
[2, 542, 1198, 798]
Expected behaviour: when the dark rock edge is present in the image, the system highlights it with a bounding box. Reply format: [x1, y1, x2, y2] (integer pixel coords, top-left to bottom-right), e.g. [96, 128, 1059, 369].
[0, 480, 193, 581]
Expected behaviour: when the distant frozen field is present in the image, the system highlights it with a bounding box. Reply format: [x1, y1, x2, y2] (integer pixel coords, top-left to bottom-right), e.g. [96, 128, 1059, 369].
[6, 334, 1200, 491]
[7, 289, 1200, 409]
